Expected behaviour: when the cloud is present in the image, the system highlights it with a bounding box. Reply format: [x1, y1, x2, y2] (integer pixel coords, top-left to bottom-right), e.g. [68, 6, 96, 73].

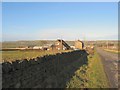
[2, 28, 118, 41]
[34, 28, 85, 40]
[2, 28, 84, 41]
[86, 34, 118, 40]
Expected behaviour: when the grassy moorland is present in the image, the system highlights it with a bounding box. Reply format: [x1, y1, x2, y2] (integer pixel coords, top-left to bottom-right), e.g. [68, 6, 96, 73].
[2, 50, 71, 63]
[66, 50, 109, 88]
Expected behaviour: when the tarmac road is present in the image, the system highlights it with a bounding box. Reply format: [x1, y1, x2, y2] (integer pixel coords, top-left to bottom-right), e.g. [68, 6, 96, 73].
[96, 48, 119, 88]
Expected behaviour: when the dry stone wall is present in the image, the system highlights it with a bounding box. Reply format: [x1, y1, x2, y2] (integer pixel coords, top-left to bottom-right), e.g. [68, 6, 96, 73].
[2, 50, 88, 88]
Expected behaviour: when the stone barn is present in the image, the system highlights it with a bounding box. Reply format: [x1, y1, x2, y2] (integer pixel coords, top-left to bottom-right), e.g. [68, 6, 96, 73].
[75, 40, 84, 50]
[49, 39, 71, 51]
[55, 39, 71, 50]
[55, 39, 63, 50]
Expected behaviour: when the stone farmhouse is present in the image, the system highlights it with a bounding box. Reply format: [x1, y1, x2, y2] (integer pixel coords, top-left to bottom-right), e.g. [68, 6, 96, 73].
[49, 39, 71, 51]
[75, 40, 84, 50]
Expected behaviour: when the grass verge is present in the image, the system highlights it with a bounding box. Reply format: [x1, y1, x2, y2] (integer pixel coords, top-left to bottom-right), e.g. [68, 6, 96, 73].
[66, 50, 109, 88]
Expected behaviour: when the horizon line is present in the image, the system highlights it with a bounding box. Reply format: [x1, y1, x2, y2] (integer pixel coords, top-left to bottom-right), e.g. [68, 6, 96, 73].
[1, 39, 119, 42]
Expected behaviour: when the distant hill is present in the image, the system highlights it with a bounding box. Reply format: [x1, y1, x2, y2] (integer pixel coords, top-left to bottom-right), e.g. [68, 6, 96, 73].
[2, 40, 118, 48]
[2, 40, 75, 48]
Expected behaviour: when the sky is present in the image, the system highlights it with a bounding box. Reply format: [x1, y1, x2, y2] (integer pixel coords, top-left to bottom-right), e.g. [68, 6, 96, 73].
[2, 0, 119, 2]
[2, 2, 118, 41]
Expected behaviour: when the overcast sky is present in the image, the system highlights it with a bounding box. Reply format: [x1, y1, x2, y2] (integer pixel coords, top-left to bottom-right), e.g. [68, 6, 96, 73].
[2, 2, 118, 41]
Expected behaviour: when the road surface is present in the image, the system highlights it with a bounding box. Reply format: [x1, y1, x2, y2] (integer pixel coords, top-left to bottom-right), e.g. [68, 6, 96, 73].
[96, 48, 119, 88]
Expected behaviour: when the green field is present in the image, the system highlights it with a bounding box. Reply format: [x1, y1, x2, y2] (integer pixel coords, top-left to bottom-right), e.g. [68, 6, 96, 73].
[2, 50, 71, 63]
[66, 50, 109, 88]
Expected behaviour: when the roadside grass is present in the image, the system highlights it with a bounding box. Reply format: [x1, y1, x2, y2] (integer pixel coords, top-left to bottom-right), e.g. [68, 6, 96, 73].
[66, 64, 88, 88]
[104, 49, 120, 54]
[66, 50, 109, 88]
[2, 50, 71, 62]
[86, 51, 109, 88]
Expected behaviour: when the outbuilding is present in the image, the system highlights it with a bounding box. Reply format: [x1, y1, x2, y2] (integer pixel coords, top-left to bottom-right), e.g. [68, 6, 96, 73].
[75, 40, 84, 50]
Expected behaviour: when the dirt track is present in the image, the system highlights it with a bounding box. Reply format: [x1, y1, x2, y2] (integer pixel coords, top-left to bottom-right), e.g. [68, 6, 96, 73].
[96, 48, 119, 88]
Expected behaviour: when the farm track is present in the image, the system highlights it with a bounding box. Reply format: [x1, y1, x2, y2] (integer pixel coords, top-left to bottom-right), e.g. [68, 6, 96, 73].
[96, 48, 119, 88]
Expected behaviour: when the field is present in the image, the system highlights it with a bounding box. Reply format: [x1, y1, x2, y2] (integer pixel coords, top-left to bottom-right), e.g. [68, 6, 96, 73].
[2, 40, 74, 48]
[66, 50, 109, 88]
[104, 49, 120, 54]
[2, 50, 71, 63]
